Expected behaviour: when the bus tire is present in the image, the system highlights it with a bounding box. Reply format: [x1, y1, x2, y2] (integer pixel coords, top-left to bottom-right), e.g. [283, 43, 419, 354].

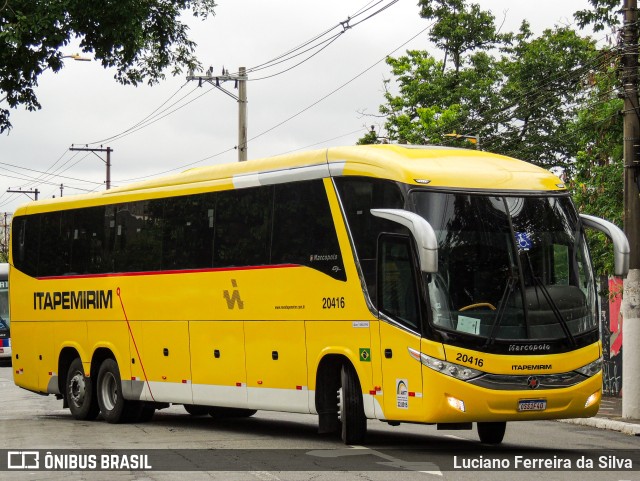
[96, 358, 129, 423]
[209, 407, 257, 418]
[339, 364, 367, 445]
[184, 404, 210, 416]
[66, 357, 100, 421]
[477, 421, 506, 444]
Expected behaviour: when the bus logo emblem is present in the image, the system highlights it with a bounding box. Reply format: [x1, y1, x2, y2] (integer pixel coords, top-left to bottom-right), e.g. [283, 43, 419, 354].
[527, 376, 540, 389]
[223, 280, 244, 310]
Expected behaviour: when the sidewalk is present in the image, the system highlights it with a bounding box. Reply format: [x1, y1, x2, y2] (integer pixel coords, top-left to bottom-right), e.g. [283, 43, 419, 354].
[559, 396, 640, 435]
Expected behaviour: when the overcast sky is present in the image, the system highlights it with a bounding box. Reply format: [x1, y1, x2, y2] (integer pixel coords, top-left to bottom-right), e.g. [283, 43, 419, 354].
[0, 0, 596, 214]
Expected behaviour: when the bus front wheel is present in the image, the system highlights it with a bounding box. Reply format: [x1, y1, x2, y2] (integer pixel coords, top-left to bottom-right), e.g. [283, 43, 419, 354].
[338, 364, 367, 444]
[96, 358, 130, 423]
[477, 421, 506, 444]
[66, 358, 100, 421]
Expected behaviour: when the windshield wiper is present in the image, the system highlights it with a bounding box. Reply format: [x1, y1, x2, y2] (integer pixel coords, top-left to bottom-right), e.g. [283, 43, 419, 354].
[522, 255, 577, 347]
[483, 276, 517, 348]
[530, 275, 577, 347]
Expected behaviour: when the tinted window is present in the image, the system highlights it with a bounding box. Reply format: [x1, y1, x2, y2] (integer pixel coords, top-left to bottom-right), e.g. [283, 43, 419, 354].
[272, 180, 345, 281]
[38, 212, 64, 277]
[68, 206, 106, 274]
[113, 201, 163, 272]
[334, 177, 405, 299]
[214, 187, 273, 268]
[163, 194, 216, 270]
[378, 235, 420, 331]
[13, 180, 346, 280]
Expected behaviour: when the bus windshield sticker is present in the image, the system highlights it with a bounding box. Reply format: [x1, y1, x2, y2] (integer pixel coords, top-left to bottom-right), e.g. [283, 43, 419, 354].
[457, 316, 480, 335]
[515, 232, 532, 251]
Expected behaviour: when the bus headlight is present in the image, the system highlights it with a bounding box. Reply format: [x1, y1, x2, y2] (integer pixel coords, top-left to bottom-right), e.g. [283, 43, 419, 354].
[575, 358, 602, 377]
[419, 352, 484, 381]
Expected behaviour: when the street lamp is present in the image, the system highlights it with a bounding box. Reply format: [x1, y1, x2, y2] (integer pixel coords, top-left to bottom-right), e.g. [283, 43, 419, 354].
[0, 53, 92, 104]
[444, 131, 480, 150]
[62, 53, 92, 62]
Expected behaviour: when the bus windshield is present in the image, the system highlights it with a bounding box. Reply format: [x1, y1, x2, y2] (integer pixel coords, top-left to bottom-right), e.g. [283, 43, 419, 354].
[411, 191, 596, 341]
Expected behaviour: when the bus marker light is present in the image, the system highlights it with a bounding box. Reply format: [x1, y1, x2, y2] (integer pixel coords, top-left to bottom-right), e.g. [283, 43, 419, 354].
[447, 395, 465, 412]
[585, 391, 599, 408]
[258, 380, 263, 385]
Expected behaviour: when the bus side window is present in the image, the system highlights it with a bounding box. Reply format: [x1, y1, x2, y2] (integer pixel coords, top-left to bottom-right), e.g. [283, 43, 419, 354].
[377, 234, 420, 331]
[334, 177, 405, 302]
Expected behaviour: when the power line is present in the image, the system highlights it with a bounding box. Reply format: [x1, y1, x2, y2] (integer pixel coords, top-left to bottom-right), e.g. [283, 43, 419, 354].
[246, 21, 434, 145]
[242, 0, 400, 79]
[0, 161, 104, 186]
[84, 82, 199, 145]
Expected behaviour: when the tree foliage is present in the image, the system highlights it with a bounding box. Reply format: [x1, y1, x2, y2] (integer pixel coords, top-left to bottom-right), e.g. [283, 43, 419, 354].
[0, 0, 216, 133]
[368, 0, 597, 171]
[362, 0, 624, 277]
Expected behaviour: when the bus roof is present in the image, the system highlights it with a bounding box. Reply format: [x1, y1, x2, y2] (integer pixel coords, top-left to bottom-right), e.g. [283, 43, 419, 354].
[13, 144, 565, 215]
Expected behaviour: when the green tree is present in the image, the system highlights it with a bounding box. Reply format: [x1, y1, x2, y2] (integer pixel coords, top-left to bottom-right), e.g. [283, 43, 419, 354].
[491, 24, 596, 170]
[364, 1, 597, 174]
[0, 0, 216, 133]
[568, 52, 623, 276]
[575, 0, 621, 32]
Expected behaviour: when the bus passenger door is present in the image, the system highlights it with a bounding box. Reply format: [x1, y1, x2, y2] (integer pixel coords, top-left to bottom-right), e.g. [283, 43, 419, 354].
[377, 234, 424, 422]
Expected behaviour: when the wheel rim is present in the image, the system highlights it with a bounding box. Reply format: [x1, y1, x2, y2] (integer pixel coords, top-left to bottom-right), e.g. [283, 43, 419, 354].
[100, 372, 118, 412]
[337, 387, 343, 422]
[69, 371, 86, 408]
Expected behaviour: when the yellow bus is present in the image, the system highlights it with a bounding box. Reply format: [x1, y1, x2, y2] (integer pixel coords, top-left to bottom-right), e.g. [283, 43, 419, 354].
[8, 144, 628, 444]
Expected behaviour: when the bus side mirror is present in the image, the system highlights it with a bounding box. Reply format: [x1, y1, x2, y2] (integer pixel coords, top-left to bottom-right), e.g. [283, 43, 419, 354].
[580, 214, 630, 277]
[371, 208, 438, 273]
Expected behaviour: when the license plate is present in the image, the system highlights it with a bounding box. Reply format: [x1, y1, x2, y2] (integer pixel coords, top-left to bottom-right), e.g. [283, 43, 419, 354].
[518, 399, 547, 412]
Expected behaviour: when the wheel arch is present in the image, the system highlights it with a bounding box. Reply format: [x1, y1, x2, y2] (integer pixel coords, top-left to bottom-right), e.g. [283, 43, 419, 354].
[90, 347, 116, 382]
[58, 347, 81, 397]
[315, 352, 372, 415]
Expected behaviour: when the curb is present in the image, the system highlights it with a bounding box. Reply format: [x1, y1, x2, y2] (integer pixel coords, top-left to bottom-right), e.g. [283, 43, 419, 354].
[558, 417, 640, 436]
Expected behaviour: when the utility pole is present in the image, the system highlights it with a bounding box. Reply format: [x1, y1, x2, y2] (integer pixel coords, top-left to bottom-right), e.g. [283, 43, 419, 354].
[69, 145, 112, 189]
[7, 188, 39, 200]
[187, 66, 248, 162]
[238, 67, 248, 161]
[1, 212, 9, 261]
[621, 0, 640, 419]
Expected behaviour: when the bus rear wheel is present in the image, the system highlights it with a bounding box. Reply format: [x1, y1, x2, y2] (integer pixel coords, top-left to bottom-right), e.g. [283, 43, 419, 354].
[477, 421, 506, 444]
[96, 358, 133, 423]
[66, 357, 100, 421]
[338, 364, 367, 445]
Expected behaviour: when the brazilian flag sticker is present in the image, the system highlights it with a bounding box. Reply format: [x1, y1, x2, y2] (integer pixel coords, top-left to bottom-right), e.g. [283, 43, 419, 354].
[359, 348, 371, 362]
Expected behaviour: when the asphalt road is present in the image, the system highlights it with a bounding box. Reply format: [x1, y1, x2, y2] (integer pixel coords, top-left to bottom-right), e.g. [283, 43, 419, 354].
[0, 363, 638, 481]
